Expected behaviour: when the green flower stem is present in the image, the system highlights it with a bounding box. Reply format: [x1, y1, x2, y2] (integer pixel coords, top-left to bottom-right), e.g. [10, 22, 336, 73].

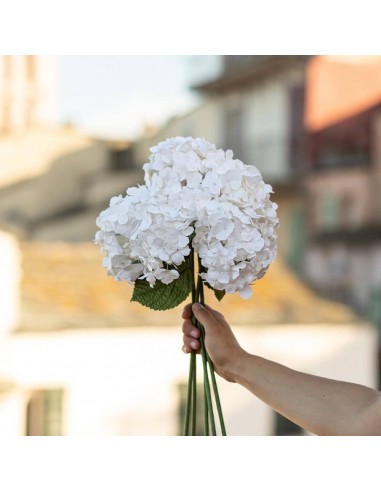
[195, 274, 216, 436]
[197, 257, 227, 436]
[184, 253, 196, 436]
[191, 351, 197, 435]
[204, 384, 209, 436]
[190, 251, 197, 436]
[184, 353, 194, 436]
[206, 349, 226, 436]
[198, 272, 209, 435]
[193, 264, 210, 435]
[197, 317, 216, 435]
[199, 316, 226, 436]
[183, 250, 226, 436]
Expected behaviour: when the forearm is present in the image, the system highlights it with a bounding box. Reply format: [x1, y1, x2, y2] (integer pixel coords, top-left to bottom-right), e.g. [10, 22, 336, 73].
[229, 352, 381, 436]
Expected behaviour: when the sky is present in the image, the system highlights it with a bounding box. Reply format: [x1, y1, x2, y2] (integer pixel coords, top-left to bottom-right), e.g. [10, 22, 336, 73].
[57, 56, 206, 140]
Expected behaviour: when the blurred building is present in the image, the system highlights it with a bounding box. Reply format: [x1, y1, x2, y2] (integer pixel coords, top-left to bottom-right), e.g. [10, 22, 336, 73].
[302, 56, 381, 333]
[184, 55, 223, 88]
[1, 55, 310, 250]
[192, 55, 309, 181]
[133, 56, 312, 261]
[0, 231, 375, 436]
[0, 55, 378, 435]
[0, 56, 142, 242]
[0, 55, 57, 132]
[0, 129, 141, 241]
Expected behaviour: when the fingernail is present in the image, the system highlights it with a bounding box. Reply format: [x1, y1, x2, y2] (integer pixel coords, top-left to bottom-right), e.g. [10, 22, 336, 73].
[193, 303, 203, 309]
[190, 341, 198, 349]
[191, 330, 198, 338]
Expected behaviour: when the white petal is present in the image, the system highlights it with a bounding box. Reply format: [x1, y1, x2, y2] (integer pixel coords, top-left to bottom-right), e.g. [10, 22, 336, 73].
[239, 286, 252, 299]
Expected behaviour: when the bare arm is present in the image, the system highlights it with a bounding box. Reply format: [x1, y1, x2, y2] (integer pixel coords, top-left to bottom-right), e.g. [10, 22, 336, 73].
[182, 303, 381, 436]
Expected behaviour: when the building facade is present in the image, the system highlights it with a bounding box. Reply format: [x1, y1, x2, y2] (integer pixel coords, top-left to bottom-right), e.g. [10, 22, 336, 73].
[132, 56, 311, 260]
[0, 232, 376, 436]
[0, 56, 378, 435]
[0, 55, 57, 134]
[304, 103, 381, 330]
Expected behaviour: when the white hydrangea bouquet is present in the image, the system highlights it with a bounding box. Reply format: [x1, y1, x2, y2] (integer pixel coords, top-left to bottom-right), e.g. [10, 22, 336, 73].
[95, 136, 279, 436]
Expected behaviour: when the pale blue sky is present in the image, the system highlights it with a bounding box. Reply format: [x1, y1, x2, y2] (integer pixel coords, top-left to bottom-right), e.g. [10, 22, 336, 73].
[57, 56, 202, 139]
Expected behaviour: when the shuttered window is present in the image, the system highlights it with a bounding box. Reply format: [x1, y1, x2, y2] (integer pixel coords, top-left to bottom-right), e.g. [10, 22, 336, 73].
[26, 388, 64, 436]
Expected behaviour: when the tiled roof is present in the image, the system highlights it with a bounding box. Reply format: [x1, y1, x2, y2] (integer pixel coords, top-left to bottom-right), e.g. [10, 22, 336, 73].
[18, 242, 359, 331]
[192, 56, 311, 94]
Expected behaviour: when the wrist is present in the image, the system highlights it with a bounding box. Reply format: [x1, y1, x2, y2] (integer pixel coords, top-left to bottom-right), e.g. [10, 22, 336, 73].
[224, 349, 251, 384]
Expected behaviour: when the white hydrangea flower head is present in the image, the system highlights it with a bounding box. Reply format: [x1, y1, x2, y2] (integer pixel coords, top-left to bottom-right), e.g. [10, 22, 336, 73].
[95, 136, 279, 299]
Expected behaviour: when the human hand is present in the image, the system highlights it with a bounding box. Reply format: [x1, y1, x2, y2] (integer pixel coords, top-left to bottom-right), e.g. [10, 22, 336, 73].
[182, 303, 246, 383]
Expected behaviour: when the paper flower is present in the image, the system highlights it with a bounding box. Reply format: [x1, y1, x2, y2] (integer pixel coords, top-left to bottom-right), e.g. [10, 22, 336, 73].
[95, 136, 278, 301]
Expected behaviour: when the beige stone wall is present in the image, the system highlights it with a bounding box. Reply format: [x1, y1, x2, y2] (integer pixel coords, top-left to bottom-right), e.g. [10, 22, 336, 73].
[0, 231, 20, 335]
[0, 127, 97, 188]
[0, 129, 115, 240]
[133, 101, 224, 167]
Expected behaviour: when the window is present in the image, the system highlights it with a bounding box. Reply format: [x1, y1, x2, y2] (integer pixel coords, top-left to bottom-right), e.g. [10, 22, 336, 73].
[316, 194, 341, 231]
[177, 382, 205, 436]
[341, 192, 359, 229]
[311, 107, 372, 170]
[110, 147, 134, 170]
[288, 84, 306, 174]
[314, 191, 362, 233]
[274, 411, 304, 436]
[26, 388, 64, 436]
[367, 286, 381, 328]
[287, 205, 306, 273]
[225, 104, 243, 159]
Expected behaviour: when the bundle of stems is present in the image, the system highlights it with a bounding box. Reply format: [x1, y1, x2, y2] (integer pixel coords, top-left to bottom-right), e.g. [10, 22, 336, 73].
[183, 252, 227, 436]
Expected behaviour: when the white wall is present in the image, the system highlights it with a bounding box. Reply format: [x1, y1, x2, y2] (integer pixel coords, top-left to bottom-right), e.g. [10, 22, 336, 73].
[243, 81, 290, 180]
[0, 323, 376, 436]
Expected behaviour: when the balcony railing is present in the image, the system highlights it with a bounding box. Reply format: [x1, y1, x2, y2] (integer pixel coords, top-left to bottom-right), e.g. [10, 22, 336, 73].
[315, 150, 370, 170]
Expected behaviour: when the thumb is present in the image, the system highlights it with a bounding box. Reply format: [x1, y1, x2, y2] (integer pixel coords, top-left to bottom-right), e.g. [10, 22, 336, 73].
[192, 303, 220, 333]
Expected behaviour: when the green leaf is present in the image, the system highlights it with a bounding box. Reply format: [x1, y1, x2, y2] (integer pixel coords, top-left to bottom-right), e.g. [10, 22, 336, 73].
[131, 265, 192, 310]
[213, 288, 226, 301]
[204, 281, 226, 302]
